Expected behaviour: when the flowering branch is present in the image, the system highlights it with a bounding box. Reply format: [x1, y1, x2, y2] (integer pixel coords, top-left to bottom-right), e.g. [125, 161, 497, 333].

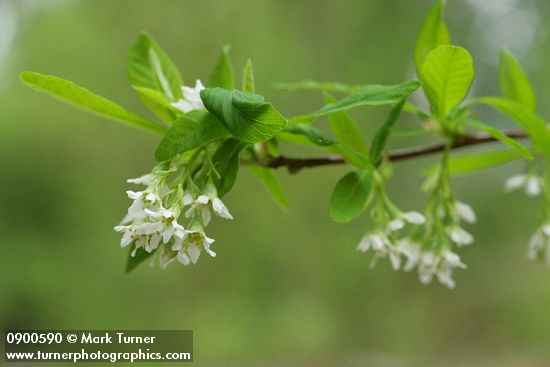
[267, 128, 529, 173]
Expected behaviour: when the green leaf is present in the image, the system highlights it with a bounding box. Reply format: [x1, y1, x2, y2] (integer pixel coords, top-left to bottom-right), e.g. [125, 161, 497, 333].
[369, 101, 404, 162]
[212, 138, 246, 197]
[499, 49, 537, 112]
[208, 45, 235, 90]
[414, 0, 450, 72]
[475, 97, 550, 157]
[273, 79, 358, 94]
[310, 80, 421, 117]
[324, 92, 368, 155]
[288, 114, 316, 125]
[200, 88, 287, 143]
[132, 86, 180, 124]
[127, 32, 183, 101]
[242, 59, 255, 93]
[329, 170, 373, 223]
[248, 167, 288, 209]
[420, 45, 474, 117]
[154, 110, 229, 161]
[462, 118, 533, 159]
[282, 124, 336, 146]
[20, 71, 165, 136]
[126, 245, 155, 273]
[438, 150, 524, 175]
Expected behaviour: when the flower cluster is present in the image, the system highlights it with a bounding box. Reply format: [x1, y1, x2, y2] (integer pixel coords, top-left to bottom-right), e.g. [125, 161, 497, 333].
[358, 156, 476, 289]
[114, 155, 233, 269]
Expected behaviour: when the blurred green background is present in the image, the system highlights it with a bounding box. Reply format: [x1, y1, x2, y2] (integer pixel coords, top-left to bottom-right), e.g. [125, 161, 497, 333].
[1, 0, 550, 366]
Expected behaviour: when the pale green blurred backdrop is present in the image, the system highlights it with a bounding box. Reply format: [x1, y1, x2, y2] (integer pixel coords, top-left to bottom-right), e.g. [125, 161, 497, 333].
[1, 0, 550, 366]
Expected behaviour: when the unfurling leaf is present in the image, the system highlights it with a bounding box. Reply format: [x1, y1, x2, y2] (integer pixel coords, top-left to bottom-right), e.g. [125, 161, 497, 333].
[499, 49, 537, 112]
[154, 110, 229, 161]
[212, 138, 247, 197]
[208, 45, 235, 90]
[127, 32, 183, 101]
[329, 170, 373, 223]
[414, 0, 450, 72]
[20, 71, 165, 136]
[311, 80, 421, 117]
[420, 45, 474, 118]
[282, 124, 336, 146]
[248, 167, 288, 209]
[200, 88, 287, 143]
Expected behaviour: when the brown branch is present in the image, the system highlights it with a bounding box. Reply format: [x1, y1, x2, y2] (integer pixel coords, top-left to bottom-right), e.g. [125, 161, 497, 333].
[266, 128, 529, 173]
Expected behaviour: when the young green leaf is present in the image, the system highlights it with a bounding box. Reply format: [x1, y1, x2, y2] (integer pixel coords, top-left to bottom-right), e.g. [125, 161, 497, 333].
[20, 71, 165, 136]
[329, 169, 373, 223]
[154, 111, 229, 161]
[126, 245, 155, 273]
[288, 114, 316, 125]
[242, 59, 255, 93]
[248, 167, 288, 209]
[462, 118, 532, 159]
[499, 49, 537, 112]
[475, 97, 550, 157]
[212, 138, 246, 197]
[273, 79, 358, 94]
[132, 86, 180, 124]
[369, 101, 404, 162]
[200, 88, 287, 143]
[208, 45, 235, 90]
[420, 45, 474, 118]
[282, 124, 336, 146]
[324, 92, 368, 155]
[414, 0, 450, 72]
[127, 32, 183, 101]
[310, 80, 421, 117]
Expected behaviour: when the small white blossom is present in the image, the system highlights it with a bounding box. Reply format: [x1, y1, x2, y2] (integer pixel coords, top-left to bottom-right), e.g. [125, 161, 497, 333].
[172, 228, 216, 265]
[455, 201, 476, 224]
[144, 207, 185, 243]
[387, 211, 425, 233]
[404, 211, 426, 224]
[505, 174, 542, 197]
[171, 80, 206, 113]
[127, 174, 155, 186]
[357, 232, 401, 270]
[185, 193, 233, 225]
[447, 226, 474, 246]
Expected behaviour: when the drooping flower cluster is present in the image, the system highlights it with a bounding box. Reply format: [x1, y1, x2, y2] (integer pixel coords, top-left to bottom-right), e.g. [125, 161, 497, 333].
[114, 153, 233, 269]
[358, 154, 476, 288]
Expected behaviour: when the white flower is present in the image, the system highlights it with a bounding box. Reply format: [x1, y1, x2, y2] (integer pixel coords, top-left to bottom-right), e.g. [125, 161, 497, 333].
[172, 228, 216, 265]
[455, 201, 476, 224]
[447, 226, 474, 246]
[527, 224, 550, 265]
[127, 174, 155, 186]
[185, 193, 233, 225]
[397, 240, 422, 271]
[387, 211, 425, 232]
[357, 232, 401, 270]
[504, 174, 542, 197]
[416, 249, 466, 289]
[171, 80, 206, 113]
[144, 207, 185, 244]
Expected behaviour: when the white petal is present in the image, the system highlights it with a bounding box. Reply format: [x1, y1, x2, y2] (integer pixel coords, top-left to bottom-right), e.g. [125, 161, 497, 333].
[126, 190, 143, 200]
[389, 252, 401, 270]
[196, 195, 210, 204]
[183, 193, 194, 206]
[187, 244, 201, 264]
[455, 202, 476, 224]
[203, 241, 217, 257]
[177, 251, 191, 265]
[171, 99, 194, 113]
[404, 211, 425, 225]
[448, 227, 474, 246]
[120, 231, 133, 247]
[526, 176, 541, 197]
[357, 235, 371, 252]
[148, 233, 162, 251]
[542, 225, 550, 237]
[201, 206, 212, 226]
[371, 235, 385, 251]
[195, 79, 205, 91]
[504, 175, 527, 192]
[388, 219, 405, 232]
[127, 174, 154, 186]
[162, 226, 175, 243]
[212, 198, 233, 220]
